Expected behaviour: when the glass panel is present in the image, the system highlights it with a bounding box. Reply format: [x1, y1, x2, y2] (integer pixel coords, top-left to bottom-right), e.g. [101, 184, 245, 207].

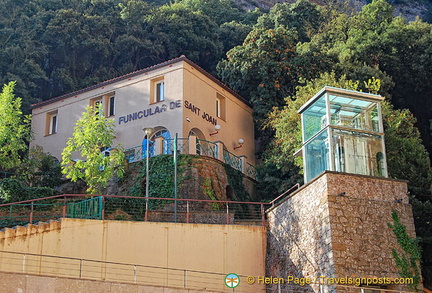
[156, 82, 164, 102]
[331, 128, 386, 177]
[302, 94, 327, 141]
[109, 96, 115, 116]
[329, 94, 379, 132]
[304, 129, 329, 182]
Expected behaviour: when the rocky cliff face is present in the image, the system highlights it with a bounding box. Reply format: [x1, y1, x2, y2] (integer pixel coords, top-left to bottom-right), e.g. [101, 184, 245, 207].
[234, 0, 431, 22]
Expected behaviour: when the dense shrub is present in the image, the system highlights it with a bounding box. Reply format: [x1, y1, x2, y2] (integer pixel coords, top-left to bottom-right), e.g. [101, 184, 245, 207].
[0, 178, 54, 203]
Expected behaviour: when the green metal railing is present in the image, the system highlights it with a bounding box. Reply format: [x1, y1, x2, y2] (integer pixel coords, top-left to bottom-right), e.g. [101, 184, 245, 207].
[197, 139, 218, 159]
[246, 162, 258, 181]
[125, 137, 256, 180]
[166, 138, 189, 154]
[125, 144, 155, 163]
[223, 149, 242, 172]
[67, 196, 103, 219]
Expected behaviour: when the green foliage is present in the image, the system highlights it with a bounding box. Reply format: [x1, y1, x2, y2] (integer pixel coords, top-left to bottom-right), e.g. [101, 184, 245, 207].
[388, 210, 422, 291]
[255, 0, 324, 42]
[223, 164, 250, 202]
[0, 0, 254, 108]
[180, 0, 246, 26]
[411, 198, 432, 286]
[217, 2, 332, 125]
[303, 0, 432, 156]
[135, 155, 189, 197]
[144, 3, 223, 72]
[382, 102, 432, 190]
[122, 154, 189, 212]
[0, 179, 25, 202]
[0, 82, 31, 170]
[15, 146, 63, 188]
[61, 104, 125, 194]
[203, 178, 220, 210]
[255, 161, 302, 201]
[0, 178, 54, 203]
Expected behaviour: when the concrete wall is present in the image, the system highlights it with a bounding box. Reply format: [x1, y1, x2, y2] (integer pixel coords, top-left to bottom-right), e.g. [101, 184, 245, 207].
[0, 271, 223, 293]
[266, 171, 416, 292]
[0, 219, 266, 292]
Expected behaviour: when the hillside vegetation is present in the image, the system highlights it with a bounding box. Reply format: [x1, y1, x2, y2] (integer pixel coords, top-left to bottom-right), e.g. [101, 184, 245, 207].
[1, 0, 432, 287]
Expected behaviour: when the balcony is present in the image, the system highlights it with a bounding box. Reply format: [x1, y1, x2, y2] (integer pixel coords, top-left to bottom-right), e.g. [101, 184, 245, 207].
[125, 136, 257, 181]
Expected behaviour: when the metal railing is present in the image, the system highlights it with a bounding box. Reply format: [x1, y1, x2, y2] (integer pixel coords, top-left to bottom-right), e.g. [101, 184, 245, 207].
[0, 194, 268, 228]
[223, 149, 242, 172]
[269, 183, 301, 207]
[124, 136, 257, 180]
[166, 138, 189, 154]
[0, 183, 304, 228]
[125, 144, 155, 163]
[0, 250, 261, 293]
[0, 250, 416, 293]
[66, 196, 103, 219]
[197, 139, 219, 159]
[246, 162, 257, 180]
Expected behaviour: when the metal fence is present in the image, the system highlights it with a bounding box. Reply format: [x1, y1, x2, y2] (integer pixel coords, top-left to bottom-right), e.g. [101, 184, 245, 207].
[0, 194, 268, 228]
[0, 250, 416, 293]
[66, 196, 103, 219]
[0, 250, 262, 293]
[223, 148, 242, 172]
[197, 139, 219, 159]
[125, 144, 155, 163]
[124, 136, 258, 181]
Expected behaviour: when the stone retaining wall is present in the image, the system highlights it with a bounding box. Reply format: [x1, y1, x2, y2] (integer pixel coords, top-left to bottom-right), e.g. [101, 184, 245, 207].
[266, 171, 416, 293]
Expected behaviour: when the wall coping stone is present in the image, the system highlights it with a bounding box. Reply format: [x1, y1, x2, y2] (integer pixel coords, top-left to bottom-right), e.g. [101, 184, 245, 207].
[266, 171, 408, 213]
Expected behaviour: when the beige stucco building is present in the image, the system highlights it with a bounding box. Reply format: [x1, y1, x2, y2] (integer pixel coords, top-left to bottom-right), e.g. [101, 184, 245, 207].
[30, 55, 255, 174]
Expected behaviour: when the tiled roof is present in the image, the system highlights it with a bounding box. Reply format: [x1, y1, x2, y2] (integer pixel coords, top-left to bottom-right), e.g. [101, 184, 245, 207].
[31, 55, 251, 109]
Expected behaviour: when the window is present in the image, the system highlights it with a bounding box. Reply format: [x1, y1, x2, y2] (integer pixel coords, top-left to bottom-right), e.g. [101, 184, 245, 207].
[151, 78, 165, 104]
[155, 81, 164, 102]
[50, 114, 58, 134]
[216, 93, 226, 120]
[216, 97, 221, 118]
[108, 96, 115, 117]
[91, 97, 103, 116]
[90, 94, 115, 117]
[46, 111, 58, 135]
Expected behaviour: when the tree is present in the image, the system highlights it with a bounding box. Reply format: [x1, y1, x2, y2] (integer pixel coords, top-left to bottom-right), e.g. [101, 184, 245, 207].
[143, 2, 224, 72]
[15, 146, 62, 188]
[0, 82, 31, 170]
[217, 0, 332, 131]
[61, 104, 125, 194]
[301, 0, 432, 159]
[382, 102, 432, 191]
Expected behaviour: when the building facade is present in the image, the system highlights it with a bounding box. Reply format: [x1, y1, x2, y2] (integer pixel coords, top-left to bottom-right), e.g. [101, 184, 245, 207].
[30, 56, 255, 175]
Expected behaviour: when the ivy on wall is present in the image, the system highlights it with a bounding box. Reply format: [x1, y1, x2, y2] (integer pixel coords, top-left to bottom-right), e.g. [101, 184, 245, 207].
[224, 164, 250, 202]
[388, 210, 422, 291]
[107, 155, 255, 219]
[107, 155, 192, 218]
[0, 178, 54, 203]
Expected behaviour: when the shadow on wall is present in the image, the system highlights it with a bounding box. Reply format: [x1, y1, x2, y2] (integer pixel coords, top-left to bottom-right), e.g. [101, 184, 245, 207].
[265, 177, 335, 293]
